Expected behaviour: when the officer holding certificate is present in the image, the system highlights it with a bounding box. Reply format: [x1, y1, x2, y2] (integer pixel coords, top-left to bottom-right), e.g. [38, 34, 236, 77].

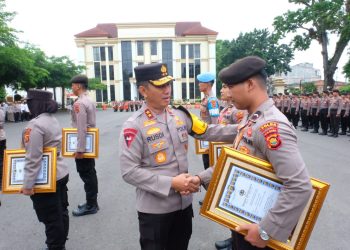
[189, 56, 313, 249]
[70, 75, 99, 216]
[20, 89, 69, 250]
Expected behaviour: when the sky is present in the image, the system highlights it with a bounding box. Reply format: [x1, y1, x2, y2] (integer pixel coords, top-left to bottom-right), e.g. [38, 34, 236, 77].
[4, 0, 349, 82]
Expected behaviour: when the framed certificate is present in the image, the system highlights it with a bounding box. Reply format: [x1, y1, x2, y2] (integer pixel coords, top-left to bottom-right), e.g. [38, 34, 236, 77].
[195, 139, 209, 154]
[62, 128, 99, 158]
[209, 142, 233, 167]
[1, 147, 57, 194]
[200, 147, 330, 250]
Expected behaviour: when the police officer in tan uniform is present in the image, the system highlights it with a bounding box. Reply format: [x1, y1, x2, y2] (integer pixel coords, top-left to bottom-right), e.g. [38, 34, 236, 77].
[70, 75, 99, 216]
[319, 90, 330, 135]
[119, 63, 199, 250]
[327, 89, 343, 137]
[0, 107, 6, 206]
[310, 91, 320, 133]
[289, 93, 300, 128]
[20, 89, 69, 250]
[188, 56, 312, 250]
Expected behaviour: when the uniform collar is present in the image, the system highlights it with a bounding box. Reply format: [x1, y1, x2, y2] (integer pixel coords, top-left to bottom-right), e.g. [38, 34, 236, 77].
[249, 98, 273, 117]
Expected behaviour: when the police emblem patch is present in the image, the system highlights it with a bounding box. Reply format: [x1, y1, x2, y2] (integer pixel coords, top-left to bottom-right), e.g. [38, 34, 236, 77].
[239, 145, 250, 154]
[155, 151, 166, 163]
[124, 128, 138, 148]
[152, 140, 165, 150]
[260, 122, 282, 150]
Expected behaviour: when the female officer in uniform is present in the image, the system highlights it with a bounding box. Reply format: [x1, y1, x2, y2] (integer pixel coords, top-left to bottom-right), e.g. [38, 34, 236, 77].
[20, 89, 69, 250]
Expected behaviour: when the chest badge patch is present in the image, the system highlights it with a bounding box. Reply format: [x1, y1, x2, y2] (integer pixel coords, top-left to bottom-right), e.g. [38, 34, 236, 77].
[152, 140, 165, 150]
[155, 151, 167, 164]
[239, 145, 250, 155]
[124, 128, 138, 148]
[147, 127, 161, 135]
[143, 120, 156, 127]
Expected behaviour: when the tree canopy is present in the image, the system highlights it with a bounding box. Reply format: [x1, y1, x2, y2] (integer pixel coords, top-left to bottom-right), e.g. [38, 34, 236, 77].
[274, 0, 350, 89]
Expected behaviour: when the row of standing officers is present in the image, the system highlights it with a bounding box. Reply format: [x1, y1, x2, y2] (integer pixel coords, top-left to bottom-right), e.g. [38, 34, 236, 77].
[273, 90, 349, 137]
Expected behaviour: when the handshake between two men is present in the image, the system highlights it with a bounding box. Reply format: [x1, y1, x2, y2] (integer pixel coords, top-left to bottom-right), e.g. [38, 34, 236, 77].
[171, 173, 202, 196]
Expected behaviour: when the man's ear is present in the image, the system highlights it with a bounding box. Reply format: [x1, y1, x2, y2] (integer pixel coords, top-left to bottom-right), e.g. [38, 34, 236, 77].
[139, 85, 146, 98]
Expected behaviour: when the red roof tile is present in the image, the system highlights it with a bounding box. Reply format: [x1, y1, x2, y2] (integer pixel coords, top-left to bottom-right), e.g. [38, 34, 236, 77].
[75, 22, 217, 38]
[176, 22, 218, 36]
[75, 23, 117, 38]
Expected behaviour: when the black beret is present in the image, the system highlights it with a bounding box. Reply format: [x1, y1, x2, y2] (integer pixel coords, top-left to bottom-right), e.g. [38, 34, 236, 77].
[134, 63, 173, 86]
[70, 74, 88, 86]
[218, 56, 266, 85]
[26, 89, 53, 101]
[332, 89, 339, 93]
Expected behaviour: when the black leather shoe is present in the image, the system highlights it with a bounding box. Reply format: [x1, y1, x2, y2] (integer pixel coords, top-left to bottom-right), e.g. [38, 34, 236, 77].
[333, 134, 338, 138]
[310, 130, 318, 133]
[198, 200, 203, 206]
[72, 204, 99, 216]
[78, 203, 100, 210]
[215, 238, 233, 249]
[339, 132, 346, 135]
[328, 134, 335, 137]
[301, 128, 308, 131]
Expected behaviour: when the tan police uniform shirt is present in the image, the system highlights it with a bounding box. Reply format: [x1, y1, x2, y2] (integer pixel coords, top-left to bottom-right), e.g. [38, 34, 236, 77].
[22, 113, 68, 189]
[218, 104, 245, 125]
[119, 104, 193, 214]
[0, 108, 6, 141]
[289, 97, 300, 113]
[328, 96, 343, 116]
[319, 96, 329, 109]
[196, 99, 312, 242]
[71, 92, 96, 152]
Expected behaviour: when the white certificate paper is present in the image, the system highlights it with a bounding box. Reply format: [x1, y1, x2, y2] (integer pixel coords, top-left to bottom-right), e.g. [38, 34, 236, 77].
[67, 133, 93, 153]
[200, 140, 209, 149]
[10, 156, 49, 185]
[219, 165, 282, 223]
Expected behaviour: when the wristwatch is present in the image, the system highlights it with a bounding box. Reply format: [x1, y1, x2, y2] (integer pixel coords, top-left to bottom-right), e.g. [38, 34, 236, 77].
[258, 226, 270, 241]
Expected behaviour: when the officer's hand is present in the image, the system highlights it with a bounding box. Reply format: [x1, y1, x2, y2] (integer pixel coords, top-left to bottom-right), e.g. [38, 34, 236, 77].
[74, 152, 84, 159]
[20, 188, 34, 196]
[172, 173, 198, 193]
[180, 176, 201, 196]
[336, 114, 340, 117]
[237, 224, 268, 248]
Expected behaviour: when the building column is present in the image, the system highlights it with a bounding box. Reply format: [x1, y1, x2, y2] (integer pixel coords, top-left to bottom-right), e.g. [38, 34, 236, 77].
[209, 41, 217, 96]
[117, 42, 124, 100]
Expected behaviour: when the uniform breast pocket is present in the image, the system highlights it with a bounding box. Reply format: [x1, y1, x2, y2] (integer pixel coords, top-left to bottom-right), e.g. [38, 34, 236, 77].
[147, 140, 170, 166]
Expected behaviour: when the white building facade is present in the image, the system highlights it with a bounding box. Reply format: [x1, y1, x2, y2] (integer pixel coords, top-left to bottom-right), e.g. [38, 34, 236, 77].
[279, 63, 322, 85]
[75, 22, 218, 103]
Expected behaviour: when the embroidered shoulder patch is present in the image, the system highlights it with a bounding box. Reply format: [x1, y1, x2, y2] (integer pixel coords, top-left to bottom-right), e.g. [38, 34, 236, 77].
[24, 128, 32, 143]
[74, 103, 80, 113]
[259, 122, 282, 150]
[124, 128, 138, 148]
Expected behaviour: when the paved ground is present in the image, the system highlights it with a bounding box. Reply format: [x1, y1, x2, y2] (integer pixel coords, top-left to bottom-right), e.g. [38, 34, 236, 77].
[0, 109, 349, 250]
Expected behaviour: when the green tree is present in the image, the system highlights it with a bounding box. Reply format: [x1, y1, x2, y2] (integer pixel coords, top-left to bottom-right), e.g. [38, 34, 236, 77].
[339, 84, 350, 93]
[88, 78, 107, 90]
[287, 87, 301, 95]
[343, 55, 350, 79]
[302, 82, 317, 93]
[0, 85, 6, 100]
[216, 29, 294, 93]
[274, 0, 350, 90]
[0, 0, 17, 46]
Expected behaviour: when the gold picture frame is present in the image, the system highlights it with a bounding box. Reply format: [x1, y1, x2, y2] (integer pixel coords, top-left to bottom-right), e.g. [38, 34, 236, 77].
[200, 146, 330, 250]
[62, 128, 99, 158]
[2, 147, 57, 194]
[209, 142, 233, 167]
[195, 139, 209, 154]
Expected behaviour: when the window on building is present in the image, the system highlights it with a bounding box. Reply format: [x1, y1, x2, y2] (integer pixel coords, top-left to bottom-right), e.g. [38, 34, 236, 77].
[189, 82, 195, 99]
[181, 63, 187, 78]
[93, 47, 100, 61]
[100, 47, 106, 61]
[182, 82, 187, 100]
[137, 41, 144, 56]
[181, 45, 186, 59]
[96, 89, 102, 102]
[189, 63, 194, 78]
[94, 62, 101, 78]
[188, 44, 194, 59]
[102, 89, 107, 101]
[108, 46, 113, 61]
[195, 82, 200, 99]
[194, 44, 200, 58]
[101, 65, 107, 80]
[109, 65, 114, 80]
[162, 40, 173, 75]
[110, 85, 115, 101]
[121, 41, 132, 100]
[151, 40, 157, 55]
[138, 62, 144, 66]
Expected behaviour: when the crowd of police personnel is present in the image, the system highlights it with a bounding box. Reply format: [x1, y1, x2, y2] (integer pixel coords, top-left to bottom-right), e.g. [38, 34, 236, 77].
[273, 90, 350, 137]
